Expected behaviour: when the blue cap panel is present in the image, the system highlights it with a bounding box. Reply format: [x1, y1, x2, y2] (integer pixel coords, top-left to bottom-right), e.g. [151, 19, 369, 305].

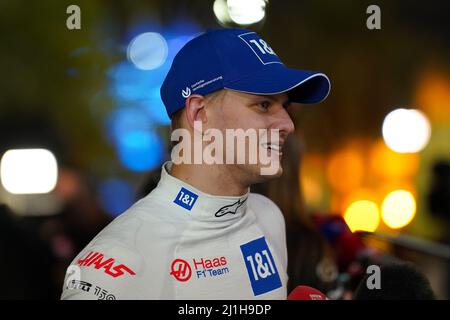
[160, 32, 224, 117]
[208, 29, 283, 83]
[160, 28, 330, 118]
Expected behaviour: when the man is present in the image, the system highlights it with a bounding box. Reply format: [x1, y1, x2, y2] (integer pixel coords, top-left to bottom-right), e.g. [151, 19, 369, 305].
[61, 28, 330, 299]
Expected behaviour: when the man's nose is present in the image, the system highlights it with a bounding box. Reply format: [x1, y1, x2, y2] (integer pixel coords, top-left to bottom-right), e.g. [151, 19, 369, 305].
[273, 106, 295, 135]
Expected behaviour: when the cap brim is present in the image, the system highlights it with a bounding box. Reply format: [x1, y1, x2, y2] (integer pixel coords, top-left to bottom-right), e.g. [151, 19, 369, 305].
[224, 64, 331, 104]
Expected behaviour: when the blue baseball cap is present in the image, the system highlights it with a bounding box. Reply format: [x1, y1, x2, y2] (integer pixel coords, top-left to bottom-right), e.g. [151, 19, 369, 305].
[161, 28, 331, 118]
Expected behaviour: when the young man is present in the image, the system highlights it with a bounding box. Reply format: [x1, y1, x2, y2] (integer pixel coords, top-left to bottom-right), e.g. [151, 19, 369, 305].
[61, 28, 330, 299]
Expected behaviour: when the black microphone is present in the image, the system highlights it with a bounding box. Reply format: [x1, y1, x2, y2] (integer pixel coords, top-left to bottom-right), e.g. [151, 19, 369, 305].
[353, 261, 436, 300]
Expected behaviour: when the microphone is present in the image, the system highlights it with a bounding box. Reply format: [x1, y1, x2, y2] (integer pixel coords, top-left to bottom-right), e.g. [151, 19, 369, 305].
[353, 262, 436, 300]
[287, 285, 328, 300]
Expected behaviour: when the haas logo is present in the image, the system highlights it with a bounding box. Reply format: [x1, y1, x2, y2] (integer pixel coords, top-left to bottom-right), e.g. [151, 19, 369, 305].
[77, 251, 136, 278]
[181, 87, 191, 98]
[170, 259, 192, 282]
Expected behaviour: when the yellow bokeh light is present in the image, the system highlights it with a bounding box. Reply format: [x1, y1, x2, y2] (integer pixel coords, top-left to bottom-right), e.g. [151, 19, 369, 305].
[301, 175, 323, 206]
[301, 153, 326, 207]
[334, 189, 379, 215]
[326, 148, 364, 194]
[370, 139, 419, 179]
[381, 190, 416, 229]
[344, 200, 380, 232]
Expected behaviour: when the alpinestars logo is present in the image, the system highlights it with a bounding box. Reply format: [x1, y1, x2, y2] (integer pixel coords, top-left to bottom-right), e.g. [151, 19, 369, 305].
[77, 251, 136, 278]
[170, 256, 229, 282]
[215, 197, 247, 217]
[181, 87, 191, 98]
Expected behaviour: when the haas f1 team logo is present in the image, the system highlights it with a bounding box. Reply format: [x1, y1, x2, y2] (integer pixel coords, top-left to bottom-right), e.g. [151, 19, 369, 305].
[170, 259, 192, 282]
[170, 256, 229, 282]
[77, 251, 136, 278]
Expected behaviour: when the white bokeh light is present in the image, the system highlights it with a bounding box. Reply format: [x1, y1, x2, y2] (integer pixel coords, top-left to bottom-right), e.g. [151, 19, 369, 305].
[227, 0, 267, 25]
[1, 149, 58, 194]
[213, 0, 232, 25]
[127, 32, 168, 70]
[382, 108, 431, 153]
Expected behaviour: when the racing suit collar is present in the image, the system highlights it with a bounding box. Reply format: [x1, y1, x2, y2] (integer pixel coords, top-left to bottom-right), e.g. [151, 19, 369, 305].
[158, 161, 249, 221]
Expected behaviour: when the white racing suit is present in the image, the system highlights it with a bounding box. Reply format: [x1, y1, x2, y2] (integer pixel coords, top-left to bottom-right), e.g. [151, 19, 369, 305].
[61, 162, 288, 299]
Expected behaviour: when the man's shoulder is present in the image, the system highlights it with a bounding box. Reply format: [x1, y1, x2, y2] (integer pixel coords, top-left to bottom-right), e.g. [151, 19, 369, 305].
[86, 192, 183, 250]
[129, 191, 189, 224]
[75, 214, 145, 266]
[247, 193, 288, 268]
[247, 193, 286, 240]
[62, 214, 147, 299]
[248, 193, 284, 221]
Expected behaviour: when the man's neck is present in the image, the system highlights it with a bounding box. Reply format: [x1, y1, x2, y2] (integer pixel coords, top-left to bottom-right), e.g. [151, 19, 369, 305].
[170, 163, 249, 197]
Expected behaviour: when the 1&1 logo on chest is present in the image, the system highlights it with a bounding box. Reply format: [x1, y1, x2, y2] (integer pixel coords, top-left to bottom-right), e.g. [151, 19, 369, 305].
[240, 237, 282, 296]
[174, 187, 198, 211]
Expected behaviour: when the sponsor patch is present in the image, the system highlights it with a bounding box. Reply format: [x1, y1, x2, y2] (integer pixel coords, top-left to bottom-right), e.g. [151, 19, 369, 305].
[174, 187, 198, 211]
[240, 237, 282, 296]
[77, 251, 136, 278]
[170, 256, 229, 282]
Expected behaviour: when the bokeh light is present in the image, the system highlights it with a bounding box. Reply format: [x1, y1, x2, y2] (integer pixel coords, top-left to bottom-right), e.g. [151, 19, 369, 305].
[214, 0, 267, 26]
[339, 189, 378, 215]
[109, 23, 201, 128]
[370, 139, 419, 179]
[116, 130, 165, 172]
[106, 108, 165, 172]
[106, 107, 152, 142]
[108, 61, 167, 101]
[213, 0, 232, 25]
[227, 0, 267, 25]
[98, 178, 135, 216]
[300, 153, 326, 208]
[0, 149, 58, 194]
[381, 190, 416, 229]
[301, 175, 323, 207]
[108, 61, 171, 126]
[415, 70, 450, 123]
[382, 108, 431, 153]
[326, 148, 364, 194]
[127, 32, 168, 70]
[344, 200, 380, 232]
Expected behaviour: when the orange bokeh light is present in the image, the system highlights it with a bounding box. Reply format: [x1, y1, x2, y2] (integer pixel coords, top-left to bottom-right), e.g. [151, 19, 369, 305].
[415, 70, 450, 123]
[326, 148, 364, 194]
[369, 139, 419, 179]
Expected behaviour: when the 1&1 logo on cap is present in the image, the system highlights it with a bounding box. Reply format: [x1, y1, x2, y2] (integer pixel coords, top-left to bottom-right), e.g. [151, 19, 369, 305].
[240, 236, 282, 296]
[238, 32, 281, 65]
[174, 187, 198, 211]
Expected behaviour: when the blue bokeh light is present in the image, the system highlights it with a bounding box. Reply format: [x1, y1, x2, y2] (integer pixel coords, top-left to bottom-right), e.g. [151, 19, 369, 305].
[108, 61, 166, 100]
[140, 87, 171, 124]
[116, 130, 165, 172]
[105, 19, 201, 172]
[108, 20, 201, 126]
[106, 107, 165, 172]
[108, 61, 171, 125]
[98, 178, 135, 216]
[106, 106, 151, 143]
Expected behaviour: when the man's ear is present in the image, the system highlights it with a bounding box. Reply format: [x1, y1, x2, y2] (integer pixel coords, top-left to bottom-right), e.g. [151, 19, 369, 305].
[185, 94, 208, 130]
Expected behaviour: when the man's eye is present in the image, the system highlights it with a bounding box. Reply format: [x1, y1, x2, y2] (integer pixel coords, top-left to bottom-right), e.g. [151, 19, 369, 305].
[257, 101, 271, 110]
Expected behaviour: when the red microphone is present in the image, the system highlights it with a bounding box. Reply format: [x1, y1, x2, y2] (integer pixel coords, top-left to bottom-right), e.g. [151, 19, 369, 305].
[287, 286, 328, 300]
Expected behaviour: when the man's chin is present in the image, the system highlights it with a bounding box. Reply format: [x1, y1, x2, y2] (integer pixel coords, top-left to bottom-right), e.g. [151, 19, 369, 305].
[254, 162, 283, 181]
